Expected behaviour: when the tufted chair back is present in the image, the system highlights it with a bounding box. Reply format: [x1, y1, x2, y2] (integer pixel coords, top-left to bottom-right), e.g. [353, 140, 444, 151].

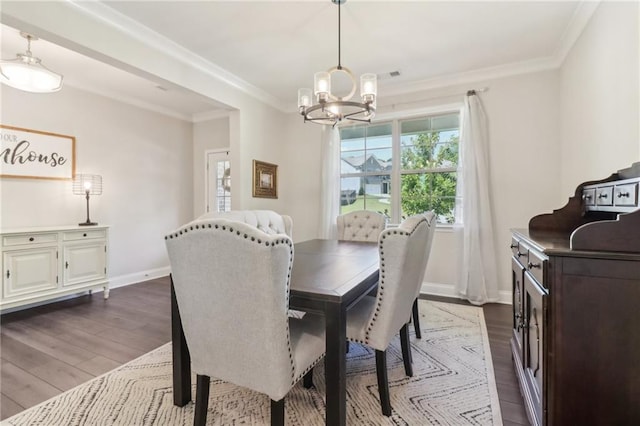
[336, 210, 387, 242]
[165, 218, 324, 404]
[358, 212, 435, 350]
[196, 210, 293, 238]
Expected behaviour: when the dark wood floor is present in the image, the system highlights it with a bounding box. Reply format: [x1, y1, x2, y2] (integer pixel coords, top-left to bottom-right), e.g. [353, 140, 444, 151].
[0, 277, 528, 425]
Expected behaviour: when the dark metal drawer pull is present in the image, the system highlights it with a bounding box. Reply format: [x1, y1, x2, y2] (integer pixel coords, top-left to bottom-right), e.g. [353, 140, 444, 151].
[517, 251, 525, 258]
[29, 237, 34, 242]
[528, 262, 541, 269]
[598, 193, 608, 199]
[6, 270, 10, 279]
[617, 192, 630, 198]
[510, 243, 518, 249]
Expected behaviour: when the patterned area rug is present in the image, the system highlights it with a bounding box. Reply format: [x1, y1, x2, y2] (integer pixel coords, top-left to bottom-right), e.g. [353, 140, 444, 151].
[2, 300, 503, 425]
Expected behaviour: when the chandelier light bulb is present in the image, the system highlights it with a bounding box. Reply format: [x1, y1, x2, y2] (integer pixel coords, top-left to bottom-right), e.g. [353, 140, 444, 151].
[314, 71, 330, 101]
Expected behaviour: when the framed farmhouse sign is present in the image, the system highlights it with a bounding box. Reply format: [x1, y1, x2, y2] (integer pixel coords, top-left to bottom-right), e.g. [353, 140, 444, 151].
[0, 125, 76, 180]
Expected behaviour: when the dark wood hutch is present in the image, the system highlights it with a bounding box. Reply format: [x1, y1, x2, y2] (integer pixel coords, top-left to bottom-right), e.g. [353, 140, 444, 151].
[510, 162, 640, 426]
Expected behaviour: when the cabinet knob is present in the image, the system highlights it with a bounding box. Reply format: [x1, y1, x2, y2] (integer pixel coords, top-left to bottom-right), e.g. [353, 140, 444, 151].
[617, 192, 630, 198]
[598, 193, 608, 199]
[29, 237, 34, 242]
[528, 261, 541, 269]
[83, 233, 87, 237]
[65, 261, 69, 269]
[510, 243, 518, 249]
[5, 270, 9, 279]
[517, 251, 525, 258]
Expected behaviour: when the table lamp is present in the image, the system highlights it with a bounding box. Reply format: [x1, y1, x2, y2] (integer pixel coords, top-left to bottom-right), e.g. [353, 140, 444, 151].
[72, 174, 102, 226]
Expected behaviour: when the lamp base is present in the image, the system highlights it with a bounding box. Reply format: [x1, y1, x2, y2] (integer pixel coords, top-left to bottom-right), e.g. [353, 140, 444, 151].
[79, 222, 98, 226]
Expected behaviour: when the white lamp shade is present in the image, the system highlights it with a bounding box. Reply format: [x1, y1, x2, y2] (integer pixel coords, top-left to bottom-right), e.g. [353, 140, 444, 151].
[73, 174, 103, 195]
[0, 60, 63, 93]
[298, 88, 312, 108]
[360, 73, 377, 102]
[314, 71, 330, 99]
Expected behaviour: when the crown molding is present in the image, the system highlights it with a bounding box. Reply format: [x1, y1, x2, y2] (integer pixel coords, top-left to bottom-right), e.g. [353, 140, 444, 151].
[66, 0, 288, 112]
[380, 1, 599, 100]
[552, 0, 601, 65]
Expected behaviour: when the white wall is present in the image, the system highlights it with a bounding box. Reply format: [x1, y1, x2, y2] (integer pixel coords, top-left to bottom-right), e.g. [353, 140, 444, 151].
[559, 1, 640, 193]
[0, 85, 193, 285]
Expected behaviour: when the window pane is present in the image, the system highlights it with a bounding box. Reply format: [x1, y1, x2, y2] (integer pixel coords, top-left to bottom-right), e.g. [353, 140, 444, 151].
[340, 175, 391, 217]
[401, 122, 459, 171]
[400, 172, 457, 223]
[364, 148, 392, 173]
[341, 150, 365, 173]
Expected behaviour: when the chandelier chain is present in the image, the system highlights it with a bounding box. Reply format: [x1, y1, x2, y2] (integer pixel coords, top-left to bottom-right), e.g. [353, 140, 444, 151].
[337, 0, 342, 70]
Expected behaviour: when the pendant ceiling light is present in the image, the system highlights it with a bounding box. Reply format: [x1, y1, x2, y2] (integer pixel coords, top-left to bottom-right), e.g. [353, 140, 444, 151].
[298, 0, 376, 126]
[0, 32, 63, 93]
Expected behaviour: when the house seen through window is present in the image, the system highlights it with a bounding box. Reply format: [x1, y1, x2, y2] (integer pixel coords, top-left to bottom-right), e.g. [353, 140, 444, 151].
[339, 112, 460, 224]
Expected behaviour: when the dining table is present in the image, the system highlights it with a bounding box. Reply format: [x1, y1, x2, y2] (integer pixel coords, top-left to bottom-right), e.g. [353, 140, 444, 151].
[170, 238, 380, 426]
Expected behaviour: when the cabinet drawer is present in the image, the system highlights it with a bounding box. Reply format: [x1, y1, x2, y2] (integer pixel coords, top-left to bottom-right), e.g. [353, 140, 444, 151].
[3, 233, 57, 247]
[63, 229, 106, 241]
[582, 188, 596, 206]
[595, 185, 614, 206]
[510, 237, 521, 257]
[526, 249, 547, 289]
[614, 182, 638, 207]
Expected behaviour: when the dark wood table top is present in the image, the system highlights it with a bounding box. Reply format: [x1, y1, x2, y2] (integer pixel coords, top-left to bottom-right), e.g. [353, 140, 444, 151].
[290, 239, 379, 303]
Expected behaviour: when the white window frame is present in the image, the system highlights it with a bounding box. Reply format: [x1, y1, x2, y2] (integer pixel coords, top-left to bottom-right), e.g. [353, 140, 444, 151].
[339, 104, 463, 226]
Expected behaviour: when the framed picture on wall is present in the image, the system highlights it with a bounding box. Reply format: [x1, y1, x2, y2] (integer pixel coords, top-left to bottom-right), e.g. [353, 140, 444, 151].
[0, 124, 76, 180]
[252, 160, 277, 199]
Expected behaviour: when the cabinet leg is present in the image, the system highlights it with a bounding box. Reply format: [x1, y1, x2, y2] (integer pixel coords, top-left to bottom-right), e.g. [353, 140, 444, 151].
[103, 287, 110, 299]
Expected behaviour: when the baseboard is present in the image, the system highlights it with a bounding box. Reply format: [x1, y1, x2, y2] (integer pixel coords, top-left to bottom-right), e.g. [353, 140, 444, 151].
[420, 282, 512, 305]
[107, 266, 171, 290]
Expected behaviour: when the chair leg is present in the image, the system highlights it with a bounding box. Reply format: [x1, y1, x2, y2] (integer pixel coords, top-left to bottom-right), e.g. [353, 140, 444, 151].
[413, 298, 422, 338]
[271, 398, 285, 426]
[194, 375, 210, 426]
[400, 323, 413, 377]
[375, 350, 393, 416]
[303, 368, 314, 389]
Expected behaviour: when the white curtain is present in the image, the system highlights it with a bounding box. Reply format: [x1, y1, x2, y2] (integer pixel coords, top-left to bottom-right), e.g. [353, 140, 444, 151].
[455, 92, 500, 305]
[319, 126, 341, 239]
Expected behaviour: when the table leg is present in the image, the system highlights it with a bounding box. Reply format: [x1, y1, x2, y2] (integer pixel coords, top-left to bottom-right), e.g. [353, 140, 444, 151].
[171, 275, 191, 406]
[325, 302, 347, 426]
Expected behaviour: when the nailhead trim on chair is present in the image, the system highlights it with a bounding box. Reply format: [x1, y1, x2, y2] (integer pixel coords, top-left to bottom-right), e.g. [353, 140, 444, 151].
[165, 220, 299, 385]
[363, 216, 429, 343]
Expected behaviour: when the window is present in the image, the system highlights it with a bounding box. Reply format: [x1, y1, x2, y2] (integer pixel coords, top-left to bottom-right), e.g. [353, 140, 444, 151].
[339, 112, 460, 224]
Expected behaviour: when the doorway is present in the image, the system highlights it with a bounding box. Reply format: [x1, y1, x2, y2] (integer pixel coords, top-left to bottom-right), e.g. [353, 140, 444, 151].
[206, 150, 231, 213]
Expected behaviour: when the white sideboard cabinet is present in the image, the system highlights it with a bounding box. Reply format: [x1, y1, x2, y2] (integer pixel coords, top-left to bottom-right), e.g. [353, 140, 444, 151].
[1, 225, 109, 312]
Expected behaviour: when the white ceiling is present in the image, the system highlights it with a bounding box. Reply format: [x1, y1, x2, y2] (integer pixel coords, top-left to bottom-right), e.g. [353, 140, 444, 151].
[1, 1, 594, 121]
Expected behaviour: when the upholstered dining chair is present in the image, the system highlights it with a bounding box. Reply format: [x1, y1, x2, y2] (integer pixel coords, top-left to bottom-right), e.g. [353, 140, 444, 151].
[336, 210, 387, 242]
[345, 212, 436, 416]
[196, 209, 293, 237]
[165, 218, 325, 426]
[410, 211, 437, 339]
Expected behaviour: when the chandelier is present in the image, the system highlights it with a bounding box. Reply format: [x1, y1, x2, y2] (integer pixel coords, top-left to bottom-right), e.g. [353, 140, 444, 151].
[0, 32, 63, 93]
[298, 0, 376, 126]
